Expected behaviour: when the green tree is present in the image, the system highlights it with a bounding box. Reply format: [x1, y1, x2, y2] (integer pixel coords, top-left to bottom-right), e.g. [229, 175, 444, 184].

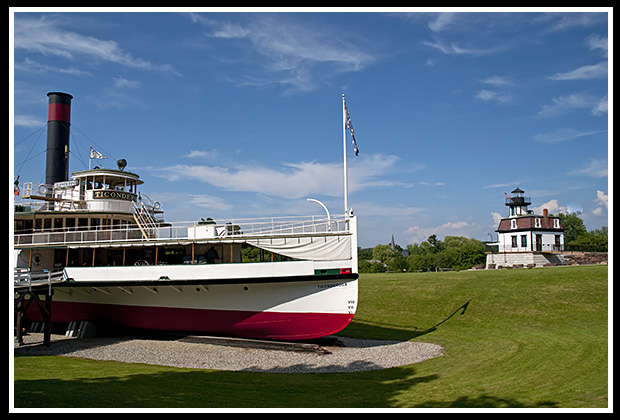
[556, 211, 608, 251]
[575, 226, 608, 251]
[358, 259, 386, 273]
[372, 244, 395, 263]
[358, 247, 373, 260]
[406, 235, 486, 271]
[557, 211, 588, 244]
[426, 234, 443, 253]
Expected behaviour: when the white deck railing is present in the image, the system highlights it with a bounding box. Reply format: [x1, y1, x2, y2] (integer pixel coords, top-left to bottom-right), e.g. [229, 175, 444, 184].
[14, 268, 66, 292]
[14, 215, 352, 248]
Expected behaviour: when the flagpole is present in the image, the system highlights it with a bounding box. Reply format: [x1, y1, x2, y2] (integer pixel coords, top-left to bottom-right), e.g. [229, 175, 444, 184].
[342, 93, 349, 217]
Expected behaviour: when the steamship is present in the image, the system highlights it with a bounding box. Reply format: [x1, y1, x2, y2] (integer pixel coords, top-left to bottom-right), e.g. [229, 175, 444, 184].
[13, 92, 359, 340]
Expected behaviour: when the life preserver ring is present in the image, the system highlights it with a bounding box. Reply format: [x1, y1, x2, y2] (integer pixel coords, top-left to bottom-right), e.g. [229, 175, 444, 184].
[32, 253, 43, 266]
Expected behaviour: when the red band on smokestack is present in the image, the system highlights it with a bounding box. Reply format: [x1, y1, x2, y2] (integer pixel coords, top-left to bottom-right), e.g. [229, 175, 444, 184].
[48, 103, 71, 123]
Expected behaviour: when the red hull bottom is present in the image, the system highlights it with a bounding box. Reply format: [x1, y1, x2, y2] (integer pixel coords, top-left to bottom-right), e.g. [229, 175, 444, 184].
[20, 301, 355, 341]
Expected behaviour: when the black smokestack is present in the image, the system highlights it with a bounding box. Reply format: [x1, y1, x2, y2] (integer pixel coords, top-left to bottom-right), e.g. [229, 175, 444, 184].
[45, 92, 73, 186]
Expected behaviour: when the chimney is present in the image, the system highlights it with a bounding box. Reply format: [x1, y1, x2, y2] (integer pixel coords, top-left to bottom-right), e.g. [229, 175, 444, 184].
[543, 208, 549, 227]
[45, 92, 73, 186]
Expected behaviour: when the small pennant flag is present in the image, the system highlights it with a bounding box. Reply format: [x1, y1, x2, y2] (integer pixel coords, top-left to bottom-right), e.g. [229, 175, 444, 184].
[90, 146, 107, 159]
[344, 102, 359, 156]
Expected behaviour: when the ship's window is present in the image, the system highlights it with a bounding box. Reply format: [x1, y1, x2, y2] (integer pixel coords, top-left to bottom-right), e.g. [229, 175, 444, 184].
[18, 219, 33, 234]
[78, 218, 89, 230]
[66, 218, 76, 230]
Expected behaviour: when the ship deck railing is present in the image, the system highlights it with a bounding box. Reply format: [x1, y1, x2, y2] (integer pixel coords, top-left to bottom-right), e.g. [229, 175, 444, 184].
[14, 214, 352, 248]
[14, 268, 66, 293]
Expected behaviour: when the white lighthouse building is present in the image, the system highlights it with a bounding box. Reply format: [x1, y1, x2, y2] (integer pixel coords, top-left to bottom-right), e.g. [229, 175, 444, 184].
[486, 188, 565, 268]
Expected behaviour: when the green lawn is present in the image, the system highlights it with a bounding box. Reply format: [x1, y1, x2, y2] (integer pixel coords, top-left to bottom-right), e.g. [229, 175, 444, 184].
[13, 265, 609, 409]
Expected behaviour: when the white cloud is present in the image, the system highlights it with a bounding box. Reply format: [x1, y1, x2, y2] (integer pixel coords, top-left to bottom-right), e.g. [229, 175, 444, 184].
[14, 57, 92, 76]
[188, 14, 374, 93]
[152, 154, 406, 200]
[490, 211, 503, 228]
[427, 13, 458, 33]
[594, 190, 608, 209]
[587, 35, 608, 56]
[531, 199, 567, 215]
[184, 149, 219, 159]
[549, 61, 607, 80]
[538, 93, 608, 117]
[548, 13, 608, 32]
[591, 190, 608, 216]
[482, 75, 512, 86]
[422, 40, 500, 56]
[14, 16, 180, 75]
[533, 128, 604, 143]
[475, 89, 512, 103]
[572, 158, 608, 178]
[188, 194, 233, 212]
[13, 114, 44, 128]
[113, 77, 141, 88]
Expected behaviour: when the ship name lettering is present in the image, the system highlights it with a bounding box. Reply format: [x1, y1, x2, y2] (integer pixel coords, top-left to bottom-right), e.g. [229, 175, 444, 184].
[317, 282, 347, 290]
[93, 190, 136, 201]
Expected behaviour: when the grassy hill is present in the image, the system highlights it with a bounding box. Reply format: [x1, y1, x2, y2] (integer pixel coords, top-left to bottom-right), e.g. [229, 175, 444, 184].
[13, 265, 608, 409]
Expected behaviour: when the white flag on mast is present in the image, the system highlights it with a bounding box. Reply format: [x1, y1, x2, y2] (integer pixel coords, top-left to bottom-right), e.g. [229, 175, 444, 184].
[90, 146, 107, 159]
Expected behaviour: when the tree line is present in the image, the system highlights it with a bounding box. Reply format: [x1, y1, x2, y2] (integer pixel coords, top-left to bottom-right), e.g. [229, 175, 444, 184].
[359, 234, 487, 273]
[557, 211, 608, 252]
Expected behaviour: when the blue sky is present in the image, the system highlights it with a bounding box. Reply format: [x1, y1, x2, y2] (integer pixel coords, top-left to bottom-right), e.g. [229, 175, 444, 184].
[11, 9, 611, 248]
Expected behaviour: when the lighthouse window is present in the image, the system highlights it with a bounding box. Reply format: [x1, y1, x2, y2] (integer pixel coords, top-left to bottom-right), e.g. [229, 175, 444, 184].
[554, 219, 560, 228]
[521, 235, 527, 247]
[511, 236, 518, 248]
[510, 219, 517, 229]
[535, 218, 541, 228]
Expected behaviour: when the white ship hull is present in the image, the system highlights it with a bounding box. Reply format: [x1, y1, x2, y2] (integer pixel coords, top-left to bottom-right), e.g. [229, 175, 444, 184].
[22, 261, 358, 340]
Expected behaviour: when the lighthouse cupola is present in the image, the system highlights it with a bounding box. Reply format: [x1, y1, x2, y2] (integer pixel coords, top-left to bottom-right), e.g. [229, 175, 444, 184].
[505, 188, 532, 218]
